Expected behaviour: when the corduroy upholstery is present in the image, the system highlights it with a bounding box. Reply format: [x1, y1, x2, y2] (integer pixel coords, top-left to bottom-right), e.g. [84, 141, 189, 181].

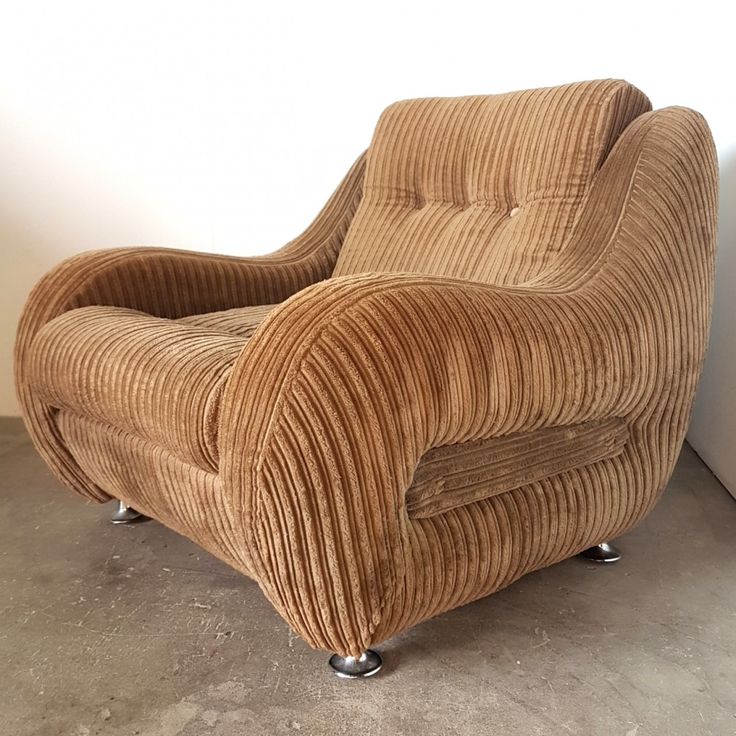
[15, 80, 718, 659]
[333, 80, 651, 284]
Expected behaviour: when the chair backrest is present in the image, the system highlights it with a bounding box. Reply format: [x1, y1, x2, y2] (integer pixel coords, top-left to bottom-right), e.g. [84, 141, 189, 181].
[333, 79, 651, 285]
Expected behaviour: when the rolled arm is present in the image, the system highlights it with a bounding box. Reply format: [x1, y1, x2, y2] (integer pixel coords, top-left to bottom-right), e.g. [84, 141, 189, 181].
[15, 153, 366, 501]
[220, 107, 717, 655]
[219, 272, 646, 654]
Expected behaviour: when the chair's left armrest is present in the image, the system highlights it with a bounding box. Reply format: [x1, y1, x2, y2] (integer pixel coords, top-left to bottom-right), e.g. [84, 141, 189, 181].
[17, 150, 366, 341]
[14, 152, 366, 501]
[14, 245, 320, 502]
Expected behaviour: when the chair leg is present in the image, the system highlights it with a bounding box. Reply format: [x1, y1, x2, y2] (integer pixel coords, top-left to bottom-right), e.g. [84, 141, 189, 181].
[110, 499, 144, 524]
[580, 542, 621, 563]
[328, 650, 383, 679]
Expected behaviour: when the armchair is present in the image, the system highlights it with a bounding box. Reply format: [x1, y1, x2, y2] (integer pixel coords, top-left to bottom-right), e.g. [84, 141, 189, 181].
[15, 80, 718, 676]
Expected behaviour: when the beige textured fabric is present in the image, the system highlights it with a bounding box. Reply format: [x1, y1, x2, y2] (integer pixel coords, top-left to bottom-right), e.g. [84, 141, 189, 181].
[333, 79, 651, 284]
[15, 81, 717, 659]
[29, 303, 280, 471]
[15, 153, 366, 501]
[405, 417, 630, 518]
[177, 303, 278, 338]
[56, 411, 249, 576]
[30, 307, 247, 471]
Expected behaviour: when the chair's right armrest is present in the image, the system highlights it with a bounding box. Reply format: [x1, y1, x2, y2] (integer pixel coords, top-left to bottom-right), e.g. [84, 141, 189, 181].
[217, 270, 644, 656]
[217, 106, 718, 657]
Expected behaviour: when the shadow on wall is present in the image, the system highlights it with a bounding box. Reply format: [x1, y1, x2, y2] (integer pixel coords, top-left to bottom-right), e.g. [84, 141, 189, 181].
[688, 150, 736, 497]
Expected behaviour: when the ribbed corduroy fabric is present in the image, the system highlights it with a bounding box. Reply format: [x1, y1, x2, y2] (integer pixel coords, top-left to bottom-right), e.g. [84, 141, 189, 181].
[405, 417, 630, 518]
[15, 81, 718, 658]
[15, 153, 366, 500]
[333, 80, 651, 284]
[56, 410, 249, 575]
[177, 303, 277, 337]
[30, 307, 248, 471]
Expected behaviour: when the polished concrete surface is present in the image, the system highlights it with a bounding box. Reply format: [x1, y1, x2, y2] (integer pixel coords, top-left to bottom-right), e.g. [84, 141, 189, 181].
[1, 416, 735, 736]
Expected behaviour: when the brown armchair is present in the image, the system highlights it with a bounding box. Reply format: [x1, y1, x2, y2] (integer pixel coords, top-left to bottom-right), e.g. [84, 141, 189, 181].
[15, 80, 718, 677]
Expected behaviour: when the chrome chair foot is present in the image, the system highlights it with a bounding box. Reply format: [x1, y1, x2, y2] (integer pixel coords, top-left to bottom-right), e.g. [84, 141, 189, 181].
[328, 650, 383, 679]
[110, 500, 145, 524]
[580, 542, 621, 563]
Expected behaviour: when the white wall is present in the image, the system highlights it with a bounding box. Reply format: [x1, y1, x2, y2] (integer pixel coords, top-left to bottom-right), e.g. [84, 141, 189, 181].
[688, 152, 736, 495]
[1, 1, 734, 490]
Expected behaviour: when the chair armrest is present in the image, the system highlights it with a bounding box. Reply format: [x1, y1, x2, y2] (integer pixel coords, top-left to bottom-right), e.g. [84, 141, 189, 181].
[17, 151, 365, 330]
[220, 107, 717, 656]
[220, 273, 637, 654]
[15, 153, 366, 501]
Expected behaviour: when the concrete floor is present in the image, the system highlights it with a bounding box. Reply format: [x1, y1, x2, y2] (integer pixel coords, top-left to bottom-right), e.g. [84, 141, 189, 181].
[1, 417, 735, 736]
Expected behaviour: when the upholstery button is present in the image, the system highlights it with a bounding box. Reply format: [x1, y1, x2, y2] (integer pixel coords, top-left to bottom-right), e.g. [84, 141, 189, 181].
[509, 206, 521, 217]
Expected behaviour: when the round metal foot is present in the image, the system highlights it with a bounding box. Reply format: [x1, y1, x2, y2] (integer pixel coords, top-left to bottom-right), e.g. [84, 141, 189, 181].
[328, 650, 383, 679]
[110, 500, 144, 524]
[581, 542, 621, 563]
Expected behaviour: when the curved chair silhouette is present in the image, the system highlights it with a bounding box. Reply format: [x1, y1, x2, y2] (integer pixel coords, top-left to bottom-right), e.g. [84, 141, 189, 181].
[15, 80, 718, 677]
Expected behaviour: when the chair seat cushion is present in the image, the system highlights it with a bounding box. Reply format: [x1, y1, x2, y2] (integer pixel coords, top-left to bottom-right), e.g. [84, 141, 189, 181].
[28, 303, 276, 472]
[176, 303, 277, 337]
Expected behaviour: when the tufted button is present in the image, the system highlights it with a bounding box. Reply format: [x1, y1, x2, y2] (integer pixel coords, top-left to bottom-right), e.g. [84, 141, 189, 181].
[509, 206, 521, 218]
